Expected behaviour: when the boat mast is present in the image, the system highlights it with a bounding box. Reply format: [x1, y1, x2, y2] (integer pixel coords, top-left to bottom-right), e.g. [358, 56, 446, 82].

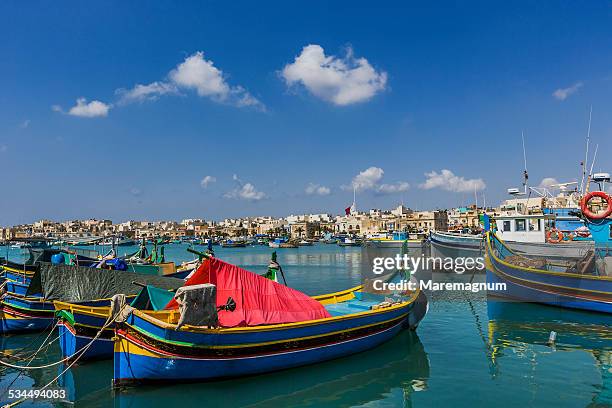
[580, 106, 592, 195]
[521, 130, 528, 196]
[585, 143, 599, 194]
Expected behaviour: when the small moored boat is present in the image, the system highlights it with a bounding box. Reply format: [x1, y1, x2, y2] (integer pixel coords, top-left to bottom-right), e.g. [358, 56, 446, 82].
[112, 256, 427, 386]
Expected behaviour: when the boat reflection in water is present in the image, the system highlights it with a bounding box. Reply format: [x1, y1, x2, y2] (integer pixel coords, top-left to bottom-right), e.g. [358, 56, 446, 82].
[487, 300, 611, 407]
[57, 330, 429, 407]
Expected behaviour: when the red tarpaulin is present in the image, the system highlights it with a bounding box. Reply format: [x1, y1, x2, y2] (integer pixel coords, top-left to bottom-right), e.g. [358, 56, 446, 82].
[164, 258, 331, 327]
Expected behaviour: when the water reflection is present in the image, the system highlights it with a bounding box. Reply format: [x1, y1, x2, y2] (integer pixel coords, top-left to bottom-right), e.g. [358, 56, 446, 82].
[487, 301, 612, 407]
[102, 330, 429, 408]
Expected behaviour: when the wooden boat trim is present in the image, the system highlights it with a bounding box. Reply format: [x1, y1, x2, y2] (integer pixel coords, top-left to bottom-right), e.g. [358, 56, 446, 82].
[130, 286, 421, 333]
[486, 233, 612, 281]
[117, 318, 407, 361]
[1, 266, 36, 276]
[125, 310, 410, 350]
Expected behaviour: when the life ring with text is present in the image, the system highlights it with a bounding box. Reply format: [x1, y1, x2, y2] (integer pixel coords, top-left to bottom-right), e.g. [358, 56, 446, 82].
[546, 229, 563, 244]
[581, 191, 612, 220]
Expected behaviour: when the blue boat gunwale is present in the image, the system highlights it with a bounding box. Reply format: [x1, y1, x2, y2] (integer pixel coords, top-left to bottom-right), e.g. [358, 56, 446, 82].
[486, 232, 612, 282]
[121, 284, 421, 335]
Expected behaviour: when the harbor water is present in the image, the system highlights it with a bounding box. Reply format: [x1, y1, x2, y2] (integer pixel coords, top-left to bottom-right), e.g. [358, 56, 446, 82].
[0, 243, 610, 407]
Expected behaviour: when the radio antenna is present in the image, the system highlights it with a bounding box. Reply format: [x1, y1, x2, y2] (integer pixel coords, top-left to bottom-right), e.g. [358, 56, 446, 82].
[580, 106, 592, 194]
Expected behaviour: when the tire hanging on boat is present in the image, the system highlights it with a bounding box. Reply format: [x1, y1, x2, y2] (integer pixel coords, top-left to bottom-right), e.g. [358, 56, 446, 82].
[546, 228, 564, 244]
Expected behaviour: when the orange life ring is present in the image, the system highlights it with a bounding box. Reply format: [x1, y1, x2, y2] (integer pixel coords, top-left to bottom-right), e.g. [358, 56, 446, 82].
[546, 228, 563, 244]
[581, 191, 612, 220]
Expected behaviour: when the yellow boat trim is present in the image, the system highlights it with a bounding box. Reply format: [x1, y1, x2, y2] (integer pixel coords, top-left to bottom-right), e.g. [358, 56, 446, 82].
[1, 266, 35, 276]
[55, 285, 364, 320]
[132, 286, 421, 334]
[486, 233, 612, 281]
[127, 309, 409, 350]
[57, 285, 421, 334]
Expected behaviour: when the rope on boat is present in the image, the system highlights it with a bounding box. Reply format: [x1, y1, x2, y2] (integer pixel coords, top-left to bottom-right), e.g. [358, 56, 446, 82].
[0, 303, 129, 408]
[0, 304, 125, 370]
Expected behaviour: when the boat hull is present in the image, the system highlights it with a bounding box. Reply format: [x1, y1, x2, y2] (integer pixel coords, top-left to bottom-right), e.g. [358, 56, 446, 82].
[485, 235, 612, 313]
[114, 320, 405, 384]
[431, 231, 593, 260]
[0, 296, 55, 334]
[58, 322, 114, 361]
[365, 240, 425, 249]
[429, 232, 483, 251]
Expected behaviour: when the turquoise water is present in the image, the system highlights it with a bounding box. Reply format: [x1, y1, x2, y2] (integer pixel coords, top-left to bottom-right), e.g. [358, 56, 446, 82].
[0, 244, 610, 407]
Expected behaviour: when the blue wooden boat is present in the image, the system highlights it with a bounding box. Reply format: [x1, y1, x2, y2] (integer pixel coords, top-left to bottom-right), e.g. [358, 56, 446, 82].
[485, 230, 612, 313]
[1, 262, 184, 335]
[54, 285, 173, 361]
[0, 293, 117, 334]
[112, 283, 427, 386]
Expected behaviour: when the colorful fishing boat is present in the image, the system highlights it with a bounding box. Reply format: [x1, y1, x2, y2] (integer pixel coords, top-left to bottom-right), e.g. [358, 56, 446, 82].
[55, 253, 281, 362]
[112, 256, 428, 386]
[1, 293, 117, 334]
[365, 232, 426, 249]
[1, 262, 184, 335]
[220, 239, 247, 248]
[432, 210, 594, 260]
[484, 222, 612, 313]
[338, 236, 361, 247]
[54, 286, 174, 361]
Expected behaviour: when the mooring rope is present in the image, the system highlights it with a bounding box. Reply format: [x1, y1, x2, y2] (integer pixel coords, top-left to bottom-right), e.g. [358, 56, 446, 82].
[0, 304, 124, 370]
[2, 321, 60, 393]
[0, 303, 128, 408]
[0, 319, 57, 362]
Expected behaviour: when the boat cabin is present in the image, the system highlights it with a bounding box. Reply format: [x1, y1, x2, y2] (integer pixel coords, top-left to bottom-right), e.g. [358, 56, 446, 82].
[494, 213, 553, 243]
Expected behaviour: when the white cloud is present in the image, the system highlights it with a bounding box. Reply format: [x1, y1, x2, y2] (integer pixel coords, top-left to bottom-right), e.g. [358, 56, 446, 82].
[57, 98, 111, 118]
[224, 183, 265, 201]
[419, 169, 486, 193]
[116, 81, 177, 104]
[20, 120, 30, 129]
[169, 52, 264, 109]
[281, 44, 387, 106]
[553, 82, 583, 101]
[305, 183, 331, 196]
[200, 175, 216, 188]
[376, 182, 410, 194]
[538, 177, 559, 188]
[350, 166, 385, 192]
[224, 174, 265, 201]
[343, 166, 409, 195]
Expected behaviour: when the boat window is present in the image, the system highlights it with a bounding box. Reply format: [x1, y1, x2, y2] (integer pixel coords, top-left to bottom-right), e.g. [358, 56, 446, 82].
[503, 221, 511, 232]
[515, 219, 526, 232]
[529, 219, 540, 231]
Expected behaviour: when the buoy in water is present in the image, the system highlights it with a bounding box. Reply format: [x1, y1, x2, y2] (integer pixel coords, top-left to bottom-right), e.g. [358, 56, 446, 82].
[547, 330, 557, 346]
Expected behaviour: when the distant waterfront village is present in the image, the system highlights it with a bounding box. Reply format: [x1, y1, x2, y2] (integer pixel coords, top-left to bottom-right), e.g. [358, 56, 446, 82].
[0, 194, 575, 243]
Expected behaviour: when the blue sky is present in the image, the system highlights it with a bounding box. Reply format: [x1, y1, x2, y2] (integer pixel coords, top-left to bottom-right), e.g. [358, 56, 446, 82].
[1, 1, 611, 225]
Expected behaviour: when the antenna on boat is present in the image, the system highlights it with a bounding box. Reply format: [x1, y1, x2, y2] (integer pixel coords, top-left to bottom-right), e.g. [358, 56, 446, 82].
[521, 130, 529, 195]
[580, 106, 592, 195]
[585, 143, 599, 194]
